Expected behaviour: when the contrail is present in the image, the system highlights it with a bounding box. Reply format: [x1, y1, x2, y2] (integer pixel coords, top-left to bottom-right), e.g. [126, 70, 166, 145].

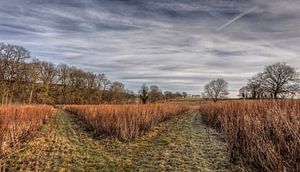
[216, 6, 259, 32]
[212, 6, 277, 49]
[213, 6, 276, 48]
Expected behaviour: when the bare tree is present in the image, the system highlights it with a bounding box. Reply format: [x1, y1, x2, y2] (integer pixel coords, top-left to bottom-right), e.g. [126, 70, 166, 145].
[109, 81, 125, 92]
[68, 67, 88, 104]
[0, 43, 30, 103]
[38, 61, 58, 103]
[261, 62, 299, 99]
[164, 91, 172, 102]
[238, 86, 249, 99]
[57, 64, 71, 103]
[86, 72, 97, 89]
[139, 84, 149, 104]
[246, 73, 265, 99]
[96, 73, 107, 90]
[27, 59, 41, 104]
[204, 78, 229, 102]
[149, 85, 163, 103]
[96, 73, 111, 103]
[182, 92, 188, 99]
[109, 81, 125, 103]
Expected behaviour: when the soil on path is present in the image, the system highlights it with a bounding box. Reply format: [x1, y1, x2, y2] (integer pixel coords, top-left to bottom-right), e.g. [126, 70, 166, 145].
[0, 109, 237, 171]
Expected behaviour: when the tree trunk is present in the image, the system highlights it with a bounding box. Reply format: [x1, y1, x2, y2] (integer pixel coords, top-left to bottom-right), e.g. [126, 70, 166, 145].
[29, 89, 33, 104]
[9, 83, 14, 104]
[274, 92, 278, 99]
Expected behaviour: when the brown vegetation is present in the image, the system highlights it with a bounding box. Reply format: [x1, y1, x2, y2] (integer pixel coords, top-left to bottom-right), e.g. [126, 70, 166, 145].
[199, 100, 300, 172]
[0, 105, 53, 153]
[64, 103, 189, 141]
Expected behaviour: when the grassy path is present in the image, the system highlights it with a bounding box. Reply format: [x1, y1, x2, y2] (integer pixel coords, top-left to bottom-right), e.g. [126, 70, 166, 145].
[0, 109, 237, 171]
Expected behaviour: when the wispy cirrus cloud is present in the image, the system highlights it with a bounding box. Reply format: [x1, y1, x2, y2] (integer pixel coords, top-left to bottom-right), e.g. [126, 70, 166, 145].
[0, 0, 300, 96]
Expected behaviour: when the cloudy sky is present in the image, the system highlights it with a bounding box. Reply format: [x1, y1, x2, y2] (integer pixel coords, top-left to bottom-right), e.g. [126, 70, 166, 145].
[1, 0, 300, 96]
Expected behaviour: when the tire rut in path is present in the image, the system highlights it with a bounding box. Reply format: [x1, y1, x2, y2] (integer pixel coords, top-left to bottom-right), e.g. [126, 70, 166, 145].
[0, 109, 236, 171]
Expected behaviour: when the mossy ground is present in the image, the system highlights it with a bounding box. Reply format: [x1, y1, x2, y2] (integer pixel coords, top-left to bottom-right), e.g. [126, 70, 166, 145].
[0, 109, 238, 171]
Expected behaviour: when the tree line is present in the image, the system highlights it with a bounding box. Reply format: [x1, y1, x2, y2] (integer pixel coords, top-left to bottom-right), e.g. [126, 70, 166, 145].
[0, 43, 184, 104]
[239, 62, 299, 99]
[203, 62, 300, 101]
[138, 84, 185, 104]
[3, 43, 297, 104]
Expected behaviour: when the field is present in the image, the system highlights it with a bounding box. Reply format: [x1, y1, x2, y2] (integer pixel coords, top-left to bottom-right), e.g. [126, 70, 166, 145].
[0, 101, 299, 171]
[0, 105, 53, 153]
[0, 103, 240, 171]
[199, 100, 300, 172]
[64, 103, 189, 140]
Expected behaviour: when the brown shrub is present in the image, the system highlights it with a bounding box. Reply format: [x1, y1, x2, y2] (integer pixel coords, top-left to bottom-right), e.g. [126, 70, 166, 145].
[65, 103, 189, 141]
[0, 105, 53, 153]
[199, 100, 300, 172]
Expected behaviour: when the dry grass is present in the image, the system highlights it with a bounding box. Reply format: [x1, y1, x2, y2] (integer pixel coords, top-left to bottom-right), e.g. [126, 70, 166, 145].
[64, 103, 189, 141]
[0, 105, 53, 153]
[199, 100, 300, 172]
[1, 109, 235, 171]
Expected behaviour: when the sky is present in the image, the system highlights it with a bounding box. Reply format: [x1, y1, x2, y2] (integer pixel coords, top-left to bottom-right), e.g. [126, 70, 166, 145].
[1, 0, 300, 96]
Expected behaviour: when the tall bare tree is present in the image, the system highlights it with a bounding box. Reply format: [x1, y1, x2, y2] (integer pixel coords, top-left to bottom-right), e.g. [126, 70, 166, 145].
[247, 73, 265, 99]
[27, 59, 41, 104]
[38, 61, 58, 103]
[261, 62, 299, 99]
[238, 86, 249, 99]
[149, 85, 163, 103]
[0, 43, 30, 103]
[96, 73, 109, 90]
[204, 78, 229, 102]
[57, 64, 71, 103]
[109, 81, 125, 103]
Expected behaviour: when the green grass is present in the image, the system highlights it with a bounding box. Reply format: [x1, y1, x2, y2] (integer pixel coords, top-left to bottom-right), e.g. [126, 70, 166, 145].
[0, 109, 238, 171]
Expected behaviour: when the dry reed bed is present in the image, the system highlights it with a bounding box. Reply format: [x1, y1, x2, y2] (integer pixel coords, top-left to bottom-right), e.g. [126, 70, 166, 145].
[64, 103, 189, 141]
[199, 100, 300, 172]
[0, 105, 53, 153]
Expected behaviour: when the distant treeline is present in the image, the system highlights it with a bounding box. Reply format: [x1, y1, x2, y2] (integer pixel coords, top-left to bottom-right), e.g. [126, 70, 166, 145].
[0, 43, 184, 104]
[199, 62, 299, 102]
